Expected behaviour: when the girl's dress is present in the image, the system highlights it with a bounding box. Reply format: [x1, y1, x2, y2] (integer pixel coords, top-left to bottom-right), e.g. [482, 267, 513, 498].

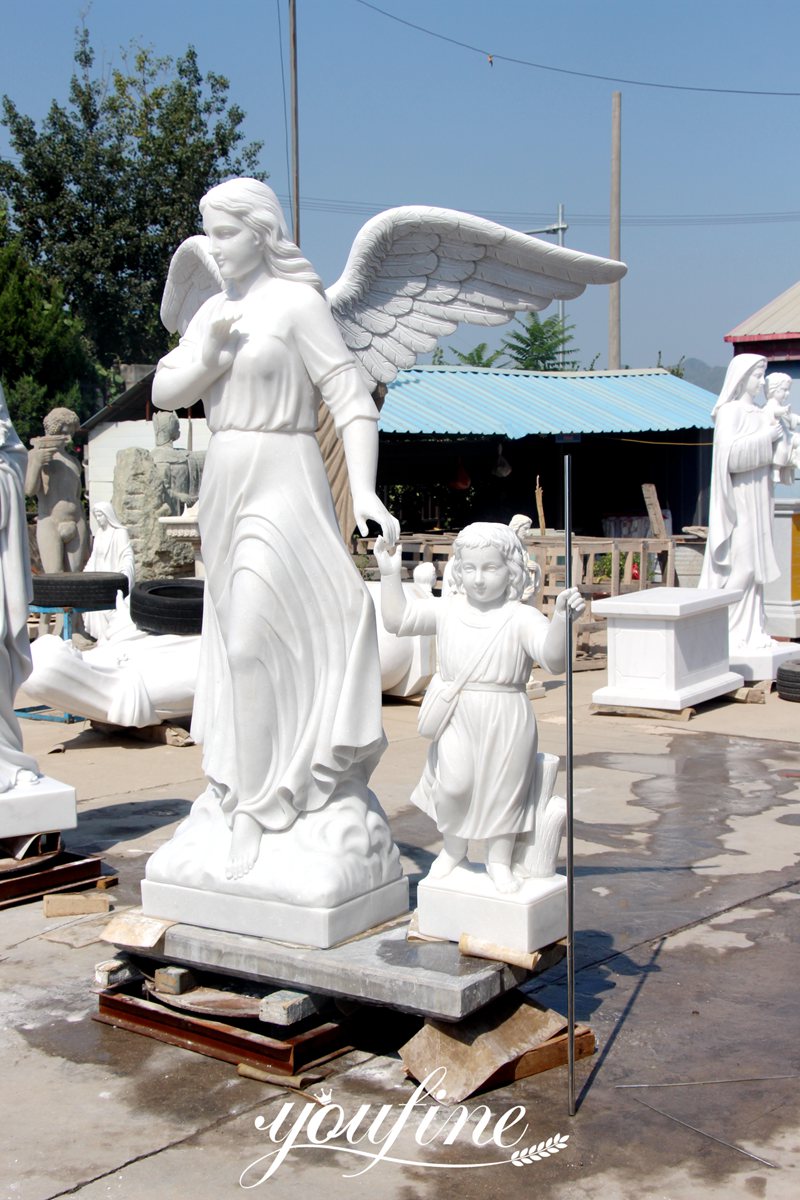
[398, 594, 551, 838]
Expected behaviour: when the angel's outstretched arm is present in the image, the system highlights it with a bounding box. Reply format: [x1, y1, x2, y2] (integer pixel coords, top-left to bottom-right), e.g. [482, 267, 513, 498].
[339, 417, 399, 546]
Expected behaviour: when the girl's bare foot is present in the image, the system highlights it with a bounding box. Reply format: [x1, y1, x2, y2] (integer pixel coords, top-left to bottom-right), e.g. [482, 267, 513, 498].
[429, 846, 466, 879]
[226, 812, 263, 879]
[487, 861, 521, 894]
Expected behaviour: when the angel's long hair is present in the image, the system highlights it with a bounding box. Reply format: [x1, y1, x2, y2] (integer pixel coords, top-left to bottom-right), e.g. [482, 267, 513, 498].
[450, 522, 529, 602]
[200, 178, 324, 295]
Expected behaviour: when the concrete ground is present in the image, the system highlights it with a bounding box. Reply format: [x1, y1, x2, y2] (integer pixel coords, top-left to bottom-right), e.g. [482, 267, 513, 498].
[3, 666, 800, 1200]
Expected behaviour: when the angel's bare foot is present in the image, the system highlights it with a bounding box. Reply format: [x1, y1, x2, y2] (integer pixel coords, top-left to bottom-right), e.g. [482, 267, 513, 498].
[225, 812, 262, 879]
[15, 769, 40, 788]
[487, 862, 521, 894]
[429, 846, 466, 879]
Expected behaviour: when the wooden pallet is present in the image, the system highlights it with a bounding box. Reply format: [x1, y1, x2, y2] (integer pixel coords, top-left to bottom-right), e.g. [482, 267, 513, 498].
[0, 848, 116, 908]
[94, 982, 353, 1075]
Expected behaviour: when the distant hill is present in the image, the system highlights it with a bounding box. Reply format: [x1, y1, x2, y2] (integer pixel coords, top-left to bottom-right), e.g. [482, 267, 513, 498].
[681, 358, 727, 395]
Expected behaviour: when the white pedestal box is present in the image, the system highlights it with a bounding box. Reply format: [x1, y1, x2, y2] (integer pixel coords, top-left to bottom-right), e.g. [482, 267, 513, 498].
[729, 642, 800, 683]
[0, 775, 77, 839]
[591, 587, 744, 710]
[417, 865, 567, 954]
[764, 499, 800, 639]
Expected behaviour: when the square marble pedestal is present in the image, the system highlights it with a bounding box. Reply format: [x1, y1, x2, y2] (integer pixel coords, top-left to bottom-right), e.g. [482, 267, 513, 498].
[591, 587, 744, 710]
[141, 876, 409, 951]
[0, 775, 76, 839]
[730, 642, 800, 683]
[417, 865, 567, 954]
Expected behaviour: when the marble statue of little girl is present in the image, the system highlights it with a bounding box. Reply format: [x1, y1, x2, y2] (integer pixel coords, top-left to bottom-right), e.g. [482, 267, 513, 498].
[375, 522, 584, 893]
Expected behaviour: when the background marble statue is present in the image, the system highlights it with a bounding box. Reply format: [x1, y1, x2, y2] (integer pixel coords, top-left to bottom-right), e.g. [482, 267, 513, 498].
[152, 411, 202, 516]
[376, 522, 584, 893]
[24, 407, 89, 574]
[82, 502, 136, 641]
[699, 354, 794, 653]
[0, 383, 40, 791]
[763, 372, 800, 486]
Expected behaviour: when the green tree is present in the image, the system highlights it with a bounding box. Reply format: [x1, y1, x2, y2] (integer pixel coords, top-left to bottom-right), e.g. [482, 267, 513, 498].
[500, 313, 579, 371]
[449, 341, 504, 368]
[0, 205, 93, 445]
[0, 28, 263, 369]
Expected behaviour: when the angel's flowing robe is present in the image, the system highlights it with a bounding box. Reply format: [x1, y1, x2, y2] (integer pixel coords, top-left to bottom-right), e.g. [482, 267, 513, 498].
[699, 399, 783, 651]
[0, 439, 38, 790]
[156, 280, 386, 830]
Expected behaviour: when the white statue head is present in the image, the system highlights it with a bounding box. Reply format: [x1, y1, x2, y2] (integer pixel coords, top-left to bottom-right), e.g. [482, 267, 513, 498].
[712, 354, 767, 416]
[0, 382, 24, 451]
[765, 372, 792, 404]
[509, 513, 533, 538]
[450, 522, 529, 603]
[200, 178, 324, 295]
[92, 501, 123, 532]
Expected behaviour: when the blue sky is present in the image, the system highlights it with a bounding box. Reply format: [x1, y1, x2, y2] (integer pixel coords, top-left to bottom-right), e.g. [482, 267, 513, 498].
[2, 0, 799, 370]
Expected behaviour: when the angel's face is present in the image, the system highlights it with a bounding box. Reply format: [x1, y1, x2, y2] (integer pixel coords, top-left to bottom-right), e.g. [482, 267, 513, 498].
[203, 205, 264, 283]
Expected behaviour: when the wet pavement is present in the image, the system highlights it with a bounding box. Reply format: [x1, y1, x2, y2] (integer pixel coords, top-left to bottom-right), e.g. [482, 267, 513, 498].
[3, 669, 799, 1199]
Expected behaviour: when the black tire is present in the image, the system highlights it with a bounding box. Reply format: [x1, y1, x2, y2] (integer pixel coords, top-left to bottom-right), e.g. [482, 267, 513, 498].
[32, 572, 129, 610]
[776, 660, 800, 688]
[130, 579, 204, 636]
[777, 686, 800, 702]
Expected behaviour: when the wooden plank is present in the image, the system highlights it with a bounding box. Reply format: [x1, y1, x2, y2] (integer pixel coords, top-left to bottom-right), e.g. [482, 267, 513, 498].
[43, 892, 111, 917]
[486, 1025, 595, 1087]
[642, 483, 668, 538]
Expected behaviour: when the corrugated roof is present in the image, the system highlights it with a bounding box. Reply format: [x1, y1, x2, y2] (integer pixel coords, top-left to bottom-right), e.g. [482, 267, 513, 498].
[725, 279, 800, 342]
[379, 366, 714, 438]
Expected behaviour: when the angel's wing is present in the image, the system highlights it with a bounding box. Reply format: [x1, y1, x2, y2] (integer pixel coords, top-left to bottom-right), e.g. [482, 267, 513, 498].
[160, 235, 224, 336]
[326, 206, 627, 389]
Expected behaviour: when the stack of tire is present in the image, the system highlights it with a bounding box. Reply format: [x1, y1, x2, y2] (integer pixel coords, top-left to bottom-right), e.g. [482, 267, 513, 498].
[32, 573, 130, 610]
[130, 579, 204, 636]
[776, 660, 800, 703]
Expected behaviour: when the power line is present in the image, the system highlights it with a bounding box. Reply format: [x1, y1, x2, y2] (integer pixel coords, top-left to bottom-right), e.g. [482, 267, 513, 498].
[274, 194, 800, 228]
[354, 0, 800, 97]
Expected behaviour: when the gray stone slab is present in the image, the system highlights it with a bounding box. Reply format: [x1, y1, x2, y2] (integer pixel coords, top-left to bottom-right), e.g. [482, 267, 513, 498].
[111, 918, 528, 1021]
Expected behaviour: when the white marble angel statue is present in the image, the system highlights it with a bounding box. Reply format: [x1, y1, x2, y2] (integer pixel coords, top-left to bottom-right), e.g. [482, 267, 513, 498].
[699, 354, 793, 653]
[147, 177, 624, 917]
[0, 384, 40, 792]
[376, 523, 584, 894]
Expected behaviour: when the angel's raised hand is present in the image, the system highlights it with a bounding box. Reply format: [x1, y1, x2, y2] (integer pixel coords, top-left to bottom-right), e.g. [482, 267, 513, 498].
[201, 309, 241, 372]
[353, 493, 400, 548]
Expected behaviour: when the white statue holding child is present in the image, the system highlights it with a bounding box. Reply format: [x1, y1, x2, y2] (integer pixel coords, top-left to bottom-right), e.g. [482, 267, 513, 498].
[376, 522, 584, 895]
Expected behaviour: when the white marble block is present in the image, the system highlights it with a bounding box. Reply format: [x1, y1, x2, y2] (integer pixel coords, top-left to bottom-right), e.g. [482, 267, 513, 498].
[729, 641, 800, 683]
[417, 865, 567, 954]
[0, 775, 77, 839]
[764, 499, 800, 639]
[592, 587, 744, 709]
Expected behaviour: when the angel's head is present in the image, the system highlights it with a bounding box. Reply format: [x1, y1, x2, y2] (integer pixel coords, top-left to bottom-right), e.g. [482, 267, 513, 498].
[765, 372, 792, 406]
[450, 522, 529, 607]
[200, 178, 324, 295]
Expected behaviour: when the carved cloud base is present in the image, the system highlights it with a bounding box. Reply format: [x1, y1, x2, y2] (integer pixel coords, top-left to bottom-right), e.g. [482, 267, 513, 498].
[0, 775, 77, 839]
[142, 785, 408, 948]
[417, 864, 567, 954]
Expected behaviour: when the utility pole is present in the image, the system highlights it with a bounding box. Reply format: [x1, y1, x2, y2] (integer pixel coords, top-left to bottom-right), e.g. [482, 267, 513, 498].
[289, 0, 300, 246]
[608, 91, 622, 369]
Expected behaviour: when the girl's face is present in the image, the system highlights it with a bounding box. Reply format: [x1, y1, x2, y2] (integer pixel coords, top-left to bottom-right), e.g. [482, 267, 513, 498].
[203, 205, 264, 283]
[459, 545, 511, 609]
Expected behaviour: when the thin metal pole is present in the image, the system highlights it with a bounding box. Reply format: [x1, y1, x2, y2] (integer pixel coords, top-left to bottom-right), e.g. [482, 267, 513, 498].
[288, 0, 300, 246]
[608, 92, 622, 368]
[564, 453, 576, 1116]
[557, 202, 567, 367]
